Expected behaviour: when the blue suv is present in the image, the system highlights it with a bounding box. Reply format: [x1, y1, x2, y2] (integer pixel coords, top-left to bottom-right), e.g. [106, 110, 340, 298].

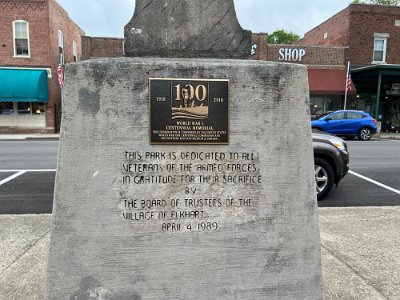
[311, 110, 377, 141]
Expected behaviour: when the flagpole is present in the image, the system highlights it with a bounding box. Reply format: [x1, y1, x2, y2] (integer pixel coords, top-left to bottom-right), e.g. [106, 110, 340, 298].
[344, 61, 350, 110]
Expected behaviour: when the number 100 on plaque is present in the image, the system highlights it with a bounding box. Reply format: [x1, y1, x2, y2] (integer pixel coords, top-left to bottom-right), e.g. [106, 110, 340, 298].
[149, 78, 229, 144]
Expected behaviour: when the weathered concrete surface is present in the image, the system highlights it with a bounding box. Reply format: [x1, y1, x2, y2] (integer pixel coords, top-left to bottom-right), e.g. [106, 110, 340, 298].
[319, 207, 400, 299]
[0, 215, 51, 300]
[45, 58, 322, 299]
[124, 0, 251, 58]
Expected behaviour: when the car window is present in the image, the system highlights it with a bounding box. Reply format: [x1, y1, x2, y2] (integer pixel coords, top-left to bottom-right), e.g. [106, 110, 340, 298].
[329, 112, 345, 120]
[346, 112, 363, 119]
[317, 112, 332, 120]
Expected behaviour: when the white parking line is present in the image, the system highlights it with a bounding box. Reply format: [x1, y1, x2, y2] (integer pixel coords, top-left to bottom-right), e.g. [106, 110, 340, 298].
[0, 169, 56, 186]
[0, 169, 56, 172]
[0, 171, 27, 186]
[349, 170, 400, 195]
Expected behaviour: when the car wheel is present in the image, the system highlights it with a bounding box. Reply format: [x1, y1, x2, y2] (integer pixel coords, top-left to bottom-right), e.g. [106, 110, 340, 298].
[358, 127, 372, 141]
[314, 158, 334, 200]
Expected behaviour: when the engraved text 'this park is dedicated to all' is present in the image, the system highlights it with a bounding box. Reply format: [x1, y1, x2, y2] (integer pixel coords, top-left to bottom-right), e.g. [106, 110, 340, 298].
[120, 150, 262, 233]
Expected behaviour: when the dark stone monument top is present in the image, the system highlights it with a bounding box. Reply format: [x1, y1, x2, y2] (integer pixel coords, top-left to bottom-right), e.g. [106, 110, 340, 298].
[124, 0, 252, 58]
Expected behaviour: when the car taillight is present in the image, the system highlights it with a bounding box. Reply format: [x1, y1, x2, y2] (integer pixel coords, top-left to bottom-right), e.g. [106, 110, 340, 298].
[372, 118, 377, 123]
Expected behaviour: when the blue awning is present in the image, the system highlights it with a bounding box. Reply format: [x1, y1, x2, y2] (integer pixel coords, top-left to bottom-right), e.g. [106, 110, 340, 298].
[0, 69, 48, 102]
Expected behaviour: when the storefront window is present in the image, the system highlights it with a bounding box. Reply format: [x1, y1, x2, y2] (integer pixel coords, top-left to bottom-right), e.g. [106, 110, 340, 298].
[310, 96, 324, 117]
[17, 102, 45, 115]
[347, 96, 372, 113]
[0, 102, 46, 127]
[17, 102, 32, 115]
[386, 99, 400, 130]
[0, 102, 15, 115]
[325, 95, 341, 111]
[310, 95, 341, 119]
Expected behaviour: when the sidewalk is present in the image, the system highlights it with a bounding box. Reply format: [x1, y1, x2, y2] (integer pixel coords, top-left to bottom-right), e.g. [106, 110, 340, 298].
[1, 207, 399, 300]
[377, 132, 400, 140]
[0, 133, 60, 140]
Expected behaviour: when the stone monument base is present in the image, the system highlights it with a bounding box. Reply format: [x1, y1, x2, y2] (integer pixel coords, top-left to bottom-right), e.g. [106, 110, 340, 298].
[45, 58, 322, 299]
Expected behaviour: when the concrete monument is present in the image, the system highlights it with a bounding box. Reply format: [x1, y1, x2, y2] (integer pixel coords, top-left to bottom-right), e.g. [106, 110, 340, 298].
[45, 1, 323, 299]
[124, 0, 251, 58]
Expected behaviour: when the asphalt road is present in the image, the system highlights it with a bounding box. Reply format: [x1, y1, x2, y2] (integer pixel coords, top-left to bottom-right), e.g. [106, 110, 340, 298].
[0, 140, 58, 214]
[0, 138, 399, 214]
[319, 139, 400, 207]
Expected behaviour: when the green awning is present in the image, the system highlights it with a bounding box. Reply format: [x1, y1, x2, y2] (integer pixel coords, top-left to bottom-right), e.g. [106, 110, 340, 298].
[0, 69, 48, 102]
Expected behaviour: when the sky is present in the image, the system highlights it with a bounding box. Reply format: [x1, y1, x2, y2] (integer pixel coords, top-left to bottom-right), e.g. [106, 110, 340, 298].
[56, 0, 352, 38]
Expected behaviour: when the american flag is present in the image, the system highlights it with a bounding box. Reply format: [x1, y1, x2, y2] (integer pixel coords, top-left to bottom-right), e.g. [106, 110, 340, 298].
[346, 73, 352, 92]
[57, 64, 64, 87]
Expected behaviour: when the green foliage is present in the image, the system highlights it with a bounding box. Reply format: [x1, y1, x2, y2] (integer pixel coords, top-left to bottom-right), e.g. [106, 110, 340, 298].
[352, 0, 399, 5]
[267, 29, 301, 44]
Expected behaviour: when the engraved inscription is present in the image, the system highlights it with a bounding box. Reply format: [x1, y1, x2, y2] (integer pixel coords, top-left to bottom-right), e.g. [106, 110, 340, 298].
[119, 151, 262, 232]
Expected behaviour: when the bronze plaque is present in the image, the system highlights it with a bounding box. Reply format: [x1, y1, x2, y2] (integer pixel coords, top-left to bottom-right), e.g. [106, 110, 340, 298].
[149, 78, 229, 144]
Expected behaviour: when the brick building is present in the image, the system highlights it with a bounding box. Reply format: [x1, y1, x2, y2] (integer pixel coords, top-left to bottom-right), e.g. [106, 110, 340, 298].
[0, 0, 84, 132]
[81, 36, 123, 60]
[299, 3, 400, 129]
[251, 33, 354, 118]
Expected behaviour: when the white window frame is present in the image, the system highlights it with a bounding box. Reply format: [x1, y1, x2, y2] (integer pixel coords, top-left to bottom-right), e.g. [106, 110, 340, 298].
[373, 33, 389, 64]
[58, 30, 64, 64]
[12, 20, 30, 58]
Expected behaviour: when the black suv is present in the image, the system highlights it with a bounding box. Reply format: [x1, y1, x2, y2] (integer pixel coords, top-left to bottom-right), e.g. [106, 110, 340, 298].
[313, 131, 349, 199]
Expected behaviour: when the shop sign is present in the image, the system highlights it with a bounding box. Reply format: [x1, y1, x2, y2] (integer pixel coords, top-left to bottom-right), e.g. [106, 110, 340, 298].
[278, 48, 306, 62]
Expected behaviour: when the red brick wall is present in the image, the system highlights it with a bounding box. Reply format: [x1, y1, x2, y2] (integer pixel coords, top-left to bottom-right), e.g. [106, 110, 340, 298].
[299, 4, 400, 65]
[0, 0, 84, 132]
[250, 33, 268, 61]
[0, 0, 50, 66]
[348, 4, 400, 65]
[47, 0, 84, 131]
[81, 36, 124, 60]
[298, 7, 350, 47]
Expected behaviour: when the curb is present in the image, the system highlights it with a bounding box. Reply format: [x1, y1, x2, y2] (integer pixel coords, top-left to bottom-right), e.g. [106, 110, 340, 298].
[0, 135, 60, 140]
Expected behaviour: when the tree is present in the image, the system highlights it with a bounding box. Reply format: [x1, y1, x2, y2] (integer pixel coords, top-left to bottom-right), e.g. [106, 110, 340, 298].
[352, 0, 399, 5]
[267, 29, 301, 44]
